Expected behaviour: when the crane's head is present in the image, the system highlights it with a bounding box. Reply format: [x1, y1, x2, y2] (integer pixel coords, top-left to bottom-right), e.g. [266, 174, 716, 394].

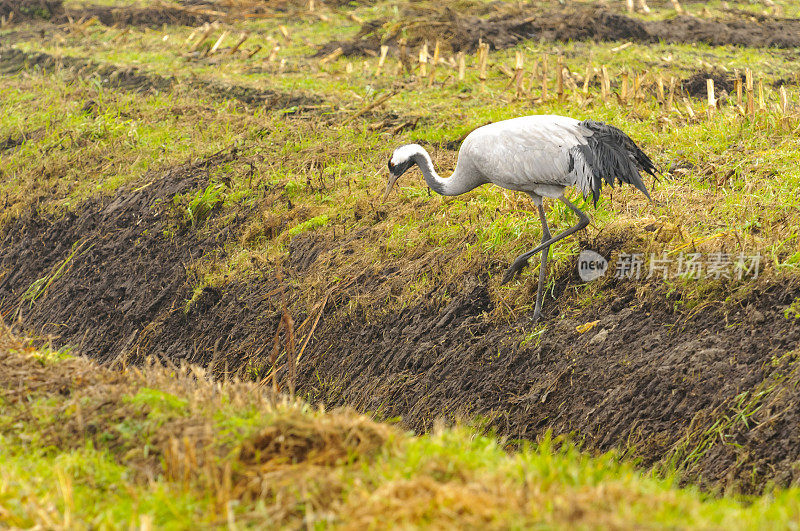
[384, 144, 420, 201]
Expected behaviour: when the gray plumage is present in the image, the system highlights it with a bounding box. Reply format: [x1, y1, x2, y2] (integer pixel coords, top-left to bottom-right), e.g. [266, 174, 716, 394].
[385, 114, 656, 321]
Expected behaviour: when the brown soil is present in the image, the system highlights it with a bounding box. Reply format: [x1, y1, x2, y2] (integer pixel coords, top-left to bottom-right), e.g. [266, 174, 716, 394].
[317, 6, 800, 57]
[1, 154, 799, 494]
[178, 0, 374, 14]
[0, 47, 320, 110]
[57, 4, 218, 28]
[300, 274, 800, 493]
[0, 0, 215, 26]
[0, 0, 62, 21]
[682, 70, 735, 98]
[0, 149, 242, 361]
[650, 10, 800, 48]
[3, 0, 309, 27]
[0, 128, 43, 153]
[6, 0, 378, 28]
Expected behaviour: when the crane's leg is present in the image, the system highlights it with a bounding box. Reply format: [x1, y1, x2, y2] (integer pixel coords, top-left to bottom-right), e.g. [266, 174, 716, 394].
[532, 204, 551, 321]
[501, 195, 589, 286]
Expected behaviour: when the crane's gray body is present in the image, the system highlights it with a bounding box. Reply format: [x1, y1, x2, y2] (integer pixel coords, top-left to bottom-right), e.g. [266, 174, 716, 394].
[458, 115, 586, 200]
[455, 114, 654, 204]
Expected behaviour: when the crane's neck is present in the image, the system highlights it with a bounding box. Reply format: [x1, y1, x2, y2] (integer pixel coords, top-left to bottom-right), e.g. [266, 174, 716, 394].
[410, 146, 484, 197]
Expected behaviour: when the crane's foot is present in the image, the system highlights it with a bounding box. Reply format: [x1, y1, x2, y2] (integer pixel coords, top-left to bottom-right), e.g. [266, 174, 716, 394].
[530, 309, 542, 323]
[501, 255, 531, 285]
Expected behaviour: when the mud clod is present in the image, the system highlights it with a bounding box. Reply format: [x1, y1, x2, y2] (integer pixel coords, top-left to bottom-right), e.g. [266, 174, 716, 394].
[290, 235, 329, 272]
[682, 70, 735, 98]
[187, 286, 222, 316]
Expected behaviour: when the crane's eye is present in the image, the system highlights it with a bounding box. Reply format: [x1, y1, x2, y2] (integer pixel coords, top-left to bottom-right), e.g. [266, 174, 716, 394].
[388, 160, 395, 170]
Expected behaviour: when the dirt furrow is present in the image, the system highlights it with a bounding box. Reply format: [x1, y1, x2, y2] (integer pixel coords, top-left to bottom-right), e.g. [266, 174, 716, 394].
[0, 46, 321, 110]
[1, 159, 799, 493]
[317, 7, 800, 57]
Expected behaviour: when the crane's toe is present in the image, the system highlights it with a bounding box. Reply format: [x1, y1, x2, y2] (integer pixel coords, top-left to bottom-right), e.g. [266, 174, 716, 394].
[500, 269, 517, 285]
[501, 256, 530, 285]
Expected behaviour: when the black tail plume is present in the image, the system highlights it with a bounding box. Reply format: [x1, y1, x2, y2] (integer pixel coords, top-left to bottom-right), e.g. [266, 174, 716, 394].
[578, 119, 658, 206]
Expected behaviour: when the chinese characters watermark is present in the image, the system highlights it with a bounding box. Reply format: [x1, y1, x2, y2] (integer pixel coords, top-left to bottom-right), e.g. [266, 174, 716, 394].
[578, 250, 760, 281]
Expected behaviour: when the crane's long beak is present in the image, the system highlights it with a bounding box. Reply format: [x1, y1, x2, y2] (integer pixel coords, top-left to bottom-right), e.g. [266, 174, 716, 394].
[383, 173, 399, 202]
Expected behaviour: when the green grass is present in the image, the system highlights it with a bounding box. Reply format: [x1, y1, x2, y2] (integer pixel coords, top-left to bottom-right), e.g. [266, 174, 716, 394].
[0, 71, 264, 222]
[3, 333, 800, 528]
[0, 443, 209, 529]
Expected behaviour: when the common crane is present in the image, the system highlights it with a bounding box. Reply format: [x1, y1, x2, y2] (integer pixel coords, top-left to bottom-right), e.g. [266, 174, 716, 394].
[385, 114, 657, 321]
